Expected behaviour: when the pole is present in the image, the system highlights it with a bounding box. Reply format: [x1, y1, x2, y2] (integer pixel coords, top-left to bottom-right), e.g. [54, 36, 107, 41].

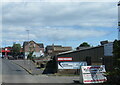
[26, 30, 29, 41]
[26, 30, 31, 71]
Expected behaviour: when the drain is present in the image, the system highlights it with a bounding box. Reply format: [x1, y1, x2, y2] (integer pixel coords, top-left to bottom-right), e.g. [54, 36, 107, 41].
[15, 69, 22, 71]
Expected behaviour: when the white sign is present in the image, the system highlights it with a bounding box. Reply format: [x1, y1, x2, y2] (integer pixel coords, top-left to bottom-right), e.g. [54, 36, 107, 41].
[82, 65, 106, 73]
[58, 62, 87, 69]
[57, 57, 72, 61]
[80, 65, 107, 84]
[104, 42, 113, 56]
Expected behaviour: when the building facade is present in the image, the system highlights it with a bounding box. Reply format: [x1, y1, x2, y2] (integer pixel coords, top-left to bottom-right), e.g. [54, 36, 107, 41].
[23, 40, 44, 59]
[45, 44, 72, 57]
[55, 43, 113, 74]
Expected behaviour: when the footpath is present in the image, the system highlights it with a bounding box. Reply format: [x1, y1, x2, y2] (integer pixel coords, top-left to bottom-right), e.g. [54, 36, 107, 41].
[10, 60, 43, 75]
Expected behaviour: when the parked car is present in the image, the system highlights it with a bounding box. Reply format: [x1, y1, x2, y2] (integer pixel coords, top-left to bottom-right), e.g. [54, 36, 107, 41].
[8, 56, 14, 60]
[18, 55, 24, 59]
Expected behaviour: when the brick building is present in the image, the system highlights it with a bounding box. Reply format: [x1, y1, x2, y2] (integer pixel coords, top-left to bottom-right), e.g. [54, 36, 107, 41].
[45, 44, 72, 57]
[23, 40, 44, 59]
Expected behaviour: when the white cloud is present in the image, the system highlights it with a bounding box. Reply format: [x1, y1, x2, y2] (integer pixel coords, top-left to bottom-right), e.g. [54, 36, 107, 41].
[2, 2, 117, 27]
[3, 25, 108, 42]
[34, 27, 108, 41]
[2, 0, 119, 2]
[2, 2, 117, 46]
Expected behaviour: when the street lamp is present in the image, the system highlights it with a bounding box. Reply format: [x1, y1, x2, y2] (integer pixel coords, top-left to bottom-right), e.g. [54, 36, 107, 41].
[26, 30, 32, 71]
[26, 30, 29, 42]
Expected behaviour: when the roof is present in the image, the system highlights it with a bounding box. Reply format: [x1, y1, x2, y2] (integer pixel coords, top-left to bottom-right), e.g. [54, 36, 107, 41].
[53, 46, 72, 51]
[23, 40, 44, 48]
[77, 47, 92, 50]
[46, 45, 72, 51]
[37, 43, 44, 48]
[23, 41, 29, 47]
[46, 45, 62, 48]
[46, 45, 62, 50]
[57, 45, 103, 56]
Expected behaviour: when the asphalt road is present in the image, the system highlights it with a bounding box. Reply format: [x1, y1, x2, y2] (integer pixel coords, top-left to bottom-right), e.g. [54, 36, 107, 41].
[1, 58, 80, 85]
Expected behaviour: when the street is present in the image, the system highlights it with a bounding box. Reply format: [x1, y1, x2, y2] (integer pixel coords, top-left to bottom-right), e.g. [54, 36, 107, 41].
[1, 58, 80, 84]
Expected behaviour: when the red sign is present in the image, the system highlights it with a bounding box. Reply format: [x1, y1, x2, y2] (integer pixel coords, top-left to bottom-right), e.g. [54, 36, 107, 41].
[2, 50, 10, 52]
[57, 57, 72, 61]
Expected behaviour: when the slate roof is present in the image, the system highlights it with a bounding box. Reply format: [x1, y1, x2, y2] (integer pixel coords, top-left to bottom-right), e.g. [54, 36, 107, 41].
[23, 40, 44, 48]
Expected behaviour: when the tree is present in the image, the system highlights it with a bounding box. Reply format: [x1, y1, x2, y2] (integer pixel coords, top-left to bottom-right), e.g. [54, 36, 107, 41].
[107, 40, 120, 84]
[113, 40, 120, 71]
[79, 42, 90, 47]
[12, 43, 21, 58]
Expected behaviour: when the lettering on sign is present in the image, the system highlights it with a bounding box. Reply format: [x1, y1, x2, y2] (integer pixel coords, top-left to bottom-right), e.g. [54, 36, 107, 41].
[58, 62, 87, 69]
[80, 65, 107, 84]
[57, 57, 72, 61]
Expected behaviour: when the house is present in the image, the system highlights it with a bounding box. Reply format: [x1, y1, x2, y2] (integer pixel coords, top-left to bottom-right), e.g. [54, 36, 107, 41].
[23, 40, 44, 59]
[45, 44, 72, 56]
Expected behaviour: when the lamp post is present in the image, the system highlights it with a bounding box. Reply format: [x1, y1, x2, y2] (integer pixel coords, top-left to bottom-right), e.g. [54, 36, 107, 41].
[26, 30, 32, 71]
[26, 30, 29, 42]
[26, 29, 30, 59]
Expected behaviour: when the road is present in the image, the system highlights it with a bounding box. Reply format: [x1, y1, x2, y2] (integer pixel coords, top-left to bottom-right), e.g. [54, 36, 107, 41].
[1, 58, 80, 85]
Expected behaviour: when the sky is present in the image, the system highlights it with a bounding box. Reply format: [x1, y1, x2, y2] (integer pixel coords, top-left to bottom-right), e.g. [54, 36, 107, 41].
[1, 0, 119, 48]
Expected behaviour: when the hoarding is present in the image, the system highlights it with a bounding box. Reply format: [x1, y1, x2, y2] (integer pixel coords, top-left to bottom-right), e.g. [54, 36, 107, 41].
[80, 65, 107, 84]
[58, 62, 87, 69]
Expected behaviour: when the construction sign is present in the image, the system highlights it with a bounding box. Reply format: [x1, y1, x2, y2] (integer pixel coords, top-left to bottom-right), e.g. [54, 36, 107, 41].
[80, 65, 107, 84]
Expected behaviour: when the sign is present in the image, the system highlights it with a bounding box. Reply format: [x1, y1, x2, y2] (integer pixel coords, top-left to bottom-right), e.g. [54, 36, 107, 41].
[80, 65, 107, 84]
[58, 62, 87, 69]
[104, 42, 113, 56]
[57, 57, 72, 61]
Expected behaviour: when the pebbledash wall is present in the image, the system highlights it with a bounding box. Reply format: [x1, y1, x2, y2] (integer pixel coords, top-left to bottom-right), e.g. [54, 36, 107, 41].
[55, 43, 113, 74]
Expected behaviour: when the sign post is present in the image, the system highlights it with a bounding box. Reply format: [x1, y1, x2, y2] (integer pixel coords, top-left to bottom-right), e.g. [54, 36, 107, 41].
[80, 65, 107, 84]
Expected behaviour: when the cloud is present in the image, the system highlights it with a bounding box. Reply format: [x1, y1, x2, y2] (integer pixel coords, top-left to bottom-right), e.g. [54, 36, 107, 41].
[35, 27, 108, 41]
[2, 2, 117, 46]
[3, 26, 108, 42]
[2, 2, 117, 27]
[2, 0, 119, 2]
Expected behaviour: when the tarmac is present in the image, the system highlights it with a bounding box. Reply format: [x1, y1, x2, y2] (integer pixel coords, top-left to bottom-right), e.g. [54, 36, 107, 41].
[10, 60, 43, 75]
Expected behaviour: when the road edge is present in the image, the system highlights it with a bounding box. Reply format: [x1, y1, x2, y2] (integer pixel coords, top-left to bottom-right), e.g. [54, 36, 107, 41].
[10, 61, 33, 75]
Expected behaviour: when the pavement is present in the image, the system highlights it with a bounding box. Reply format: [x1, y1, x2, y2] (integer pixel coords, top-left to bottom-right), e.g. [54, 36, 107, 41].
[10, 60, 43, 75]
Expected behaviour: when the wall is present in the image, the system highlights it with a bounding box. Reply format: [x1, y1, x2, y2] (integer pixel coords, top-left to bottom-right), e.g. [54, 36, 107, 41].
[24, 41, 44, 58]
[56, 46, 104, 64]
[55, 46, 105, 74]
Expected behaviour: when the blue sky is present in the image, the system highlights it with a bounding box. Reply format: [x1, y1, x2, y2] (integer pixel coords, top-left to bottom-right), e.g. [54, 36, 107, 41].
[2, 0, 119, 48]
